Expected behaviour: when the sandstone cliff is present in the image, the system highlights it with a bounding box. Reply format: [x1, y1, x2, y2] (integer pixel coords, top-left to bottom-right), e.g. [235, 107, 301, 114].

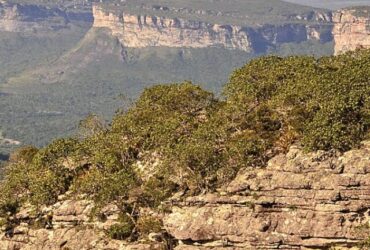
[333, 7, 370, 54]
[92, 5, 333, 53]
[0, 1, 335, 53]
[1, 141, 369, 249]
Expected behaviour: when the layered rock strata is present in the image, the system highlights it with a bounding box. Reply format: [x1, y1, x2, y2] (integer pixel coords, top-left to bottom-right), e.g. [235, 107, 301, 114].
[1, 141, 369, 249]
[92, 5, 333, 53]
[165, 141, 370, 249]
[0, 199, 164, 250]
[333, 8, 370, 54]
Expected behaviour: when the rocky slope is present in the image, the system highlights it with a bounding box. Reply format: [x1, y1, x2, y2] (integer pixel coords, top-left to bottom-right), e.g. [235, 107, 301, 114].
[92, 4, 333, 53]
[333, 7, 370, 54]
[1, 141, 369, 249]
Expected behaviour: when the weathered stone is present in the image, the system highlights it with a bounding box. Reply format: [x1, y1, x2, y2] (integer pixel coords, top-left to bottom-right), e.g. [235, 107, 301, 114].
[164, 141, 370, 249]
[333, 8, 370, 54]
[92, 4, 333, 53]
[1, 141, 369, 249]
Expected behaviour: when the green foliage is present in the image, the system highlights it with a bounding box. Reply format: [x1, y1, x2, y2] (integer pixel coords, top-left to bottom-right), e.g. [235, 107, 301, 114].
[74, 167, 138, 210]
[360, 237, 370, 249]
[0, 138, 81, 208]
[106, 213, 135, 240]
[140, 177, 178, 208]
[137, 215, 162, 235]
[9, 146, 39, 164]
[0, 199, 19, 217]
[225, 50, 370, 151]
[111, 82, 219, 150]
[0, 51, 369, 242]
[78, 114, 106, 139]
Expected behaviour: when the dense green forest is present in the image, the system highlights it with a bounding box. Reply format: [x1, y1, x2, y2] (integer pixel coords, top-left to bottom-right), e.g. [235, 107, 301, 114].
[0, 49, 369, 241]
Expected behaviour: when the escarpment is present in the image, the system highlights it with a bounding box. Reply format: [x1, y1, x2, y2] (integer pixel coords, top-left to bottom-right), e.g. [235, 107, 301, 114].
[1, 141, 369, 250]
[333, 7, 370, 54]
[2, 1, 370, 55]
[92, 5, 333, 53]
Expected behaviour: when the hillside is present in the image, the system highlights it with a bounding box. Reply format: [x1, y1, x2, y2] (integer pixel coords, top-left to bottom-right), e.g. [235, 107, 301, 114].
[0, 1, 92, 81]
[0, 49, 369, 249]
[0, 0, 337, 156]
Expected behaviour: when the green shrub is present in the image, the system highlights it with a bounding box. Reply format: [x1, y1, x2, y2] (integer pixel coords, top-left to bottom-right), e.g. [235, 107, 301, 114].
[106, 213, 135, 240]
[73, 167, 138, 210]
[9, 146, 39, 164]
[111, 82, 219, 150]
[225, 50, 370, 151]
[0, 138, 82, 208]
[140, 176, 178, 208]
[0, 199, 19, 217]
[137, 215, 162, 236]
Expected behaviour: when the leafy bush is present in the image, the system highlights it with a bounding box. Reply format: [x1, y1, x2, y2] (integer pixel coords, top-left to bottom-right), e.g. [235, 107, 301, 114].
[0, 138, 81, 208]
[73, 167, 139, 210]
[137, 215, 162, 236]
[8, 146, 39, 164]
[106, 213, 135, 240]
[225, 50, 370, 152]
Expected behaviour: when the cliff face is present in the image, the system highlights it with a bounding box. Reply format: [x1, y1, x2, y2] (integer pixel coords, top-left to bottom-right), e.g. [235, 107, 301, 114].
[1, 141, 369, 250]
[92, 5, 333, 53]
[165, 141, 370, 249]
[92, 5, 253, 52]
[0, 2, 334, 53]
[333, 8, 370, 54]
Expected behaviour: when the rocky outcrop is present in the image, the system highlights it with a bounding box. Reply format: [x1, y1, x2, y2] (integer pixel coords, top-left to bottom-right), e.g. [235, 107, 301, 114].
[1, 141, 369, 249]
[92, 5, 333, 53]
[164, 141, 370, 249]
[0, 1, 92, 32]
[92, 5, 253, 52]
[0, 198, 164, 250]
[333, 7, 370, 54]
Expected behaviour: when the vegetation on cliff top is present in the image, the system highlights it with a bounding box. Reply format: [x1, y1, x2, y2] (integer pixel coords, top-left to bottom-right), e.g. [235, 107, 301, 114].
[0, 49, 369, 241]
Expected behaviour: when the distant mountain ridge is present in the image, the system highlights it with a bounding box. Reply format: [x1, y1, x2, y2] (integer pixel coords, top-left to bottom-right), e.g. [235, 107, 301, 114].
[0, 1, 92, 32]
[92, 2, 333, 53]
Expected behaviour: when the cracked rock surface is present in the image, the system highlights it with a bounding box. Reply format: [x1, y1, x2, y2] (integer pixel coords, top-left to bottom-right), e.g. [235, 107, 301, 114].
[1, 141, 369, 249]
[164, 141, 370, 249]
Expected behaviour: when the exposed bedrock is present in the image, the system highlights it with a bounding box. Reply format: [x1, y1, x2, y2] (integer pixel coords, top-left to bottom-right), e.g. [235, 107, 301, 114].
[92, 5, 333, 53]
[1, 141, 369, 249]
[333, 8, 370, 54]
